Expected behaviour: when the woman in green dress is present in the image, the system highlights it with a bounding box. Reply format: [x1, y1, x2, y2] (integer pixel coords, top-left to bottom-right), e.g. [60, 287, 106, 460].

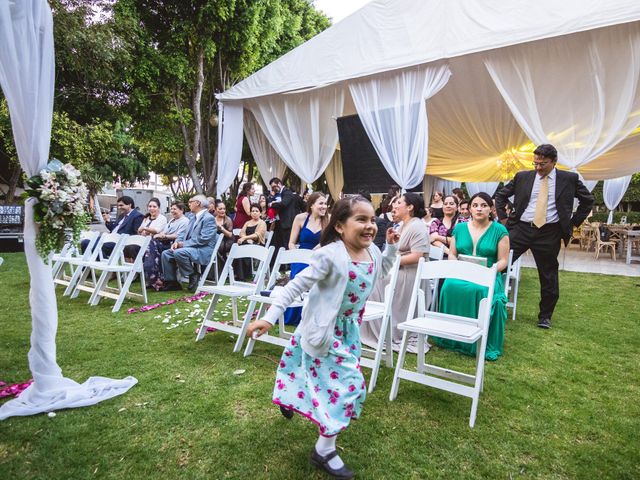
[433, 192, 510, 361]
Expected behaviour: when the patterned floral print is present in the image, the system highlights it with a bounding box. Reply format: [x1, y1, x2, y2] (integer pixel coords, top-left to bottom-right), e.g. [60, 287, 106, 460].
[272, 261, 375, 436]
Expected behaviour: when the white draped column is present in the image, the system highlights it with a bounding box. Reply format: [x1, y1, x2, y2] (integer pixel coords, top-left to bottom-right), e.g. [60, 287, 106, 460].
[216, 102, 244, 197]
[485, 23, 640, 171]
[603, 175, 633, 224]
[0, 0, 136, 420]
[248, 86, 344, 185]
[349, 63, 451, 190]
[244, 110, 286, 186]
[465, 182, 500, 198]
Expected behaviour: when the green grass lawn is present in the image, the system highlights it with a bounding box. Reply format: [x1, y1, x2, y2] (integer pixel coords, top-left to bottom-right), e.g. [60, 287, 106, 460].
[1, 252, 639, 479]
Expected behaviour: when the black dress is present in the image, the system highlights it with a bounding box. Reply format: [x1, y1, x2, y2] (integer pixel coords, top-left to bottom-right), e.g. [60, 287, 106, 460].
[430, 206, 444, 220]
[233, 225, 261, 281]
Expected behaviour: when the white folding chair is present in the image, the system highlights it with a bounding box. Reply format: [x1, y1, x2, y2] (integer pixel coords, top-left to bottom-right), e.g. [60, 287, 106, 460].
[428, 245, 444, 261]
[87, 235, 151, 312]
[232, 228, 241, 236]
[360, 255, 401, 393]
[198, 234, 224, 288]
[51, 230, 100, 289]
[264, 230, 274, 249]
[504, 250, 522, 321]
[195, 243, 274, 343]
[428, 245, 444, 310]
[241, 247, 315, 355]
[65, 232, 126, 297]
[389, 258, 497, 428]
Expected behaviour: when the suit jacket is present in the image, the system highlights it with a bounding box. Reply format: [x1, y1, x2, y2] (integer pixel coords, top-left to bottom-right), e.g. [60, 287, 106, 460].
[177, 211, 219, 265]
[106, 209, 144, 235]
[271, 187, 299, 230]
[495, 169, 594, 244]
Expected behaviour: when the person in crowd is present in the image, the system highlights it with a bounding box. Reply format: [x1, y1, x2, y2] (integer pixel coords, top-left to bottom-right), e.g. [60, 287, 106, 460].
[268, 177, 301, 262]
[283, 192, 329, 325]
[246, 196, 400, 480]
[430, 191, 445, 220]
[422, 206, 436, 228]
[161, 195, 218, 292]
[458, 199, 470, 220]
[206, 196, 217, 215]
[429, 194, 461, 256]
[144, 201, 189, 289]
[232, 182, 255, 230]
[378, 184, 400, 216]
[234, 204, 268, 281]
[495, 143, 594, 329]
[433, 192, 510, 361]
[123, 197, 168, 262]
[212, 199, 235, 272]
[361, 192, 430, 352]
[452, 187, 466, 204]
[258, 194, 268, 221]
[84, 195, 144, 257]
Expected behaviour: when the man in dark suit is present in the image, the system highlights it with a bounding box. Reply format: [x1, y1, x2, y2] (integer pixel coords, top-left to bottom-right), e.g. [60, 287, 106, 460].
[161, 194, 218, 292]
[81, 196, 144, 257]
[268, 177, 301, 261]
[495, 144, 594, 329]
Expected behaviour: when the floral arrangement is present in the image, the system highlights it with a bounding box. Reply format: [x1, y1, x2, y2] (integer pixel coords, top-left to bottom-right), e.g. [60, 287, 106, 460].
[23, 159, 90, 260]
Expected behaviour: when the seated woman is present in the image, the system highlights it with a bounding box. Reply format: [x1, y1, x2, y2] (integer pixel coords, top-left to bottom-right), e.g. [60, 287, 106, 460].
[283, 192, 329, 325]
[212, 199, 235, 270]
[432, 192, 510, 361]
[123, 197, 168, 262]
[233, 204, 267, 281]
[145, 201, 189, 289]
[429, 194, 462, 257]
[361, 192, 430, 352]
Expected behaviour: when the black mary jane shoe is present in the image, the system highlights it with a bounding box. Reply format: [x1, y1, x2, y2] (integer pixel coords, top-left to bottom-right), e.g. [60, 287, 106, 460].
[310, 449, 354, 480]
[279, 405, 294, 420]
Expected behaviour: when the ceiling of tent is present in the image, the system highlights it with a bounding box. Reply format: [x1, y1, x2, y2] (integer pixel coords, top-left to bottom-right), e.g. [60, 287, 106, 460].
[219, 0, 640, 182]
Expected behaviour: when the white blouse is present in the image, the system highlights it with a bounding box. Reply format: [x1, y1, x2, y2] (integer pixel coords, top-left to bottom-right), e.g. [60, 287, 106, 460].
[140, 215, 168, 233]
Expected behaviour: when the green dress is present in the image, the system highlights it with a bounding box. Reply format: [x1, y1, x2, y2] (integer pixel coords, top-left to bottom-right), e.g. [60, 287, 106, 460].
[432, 221, 509, 361]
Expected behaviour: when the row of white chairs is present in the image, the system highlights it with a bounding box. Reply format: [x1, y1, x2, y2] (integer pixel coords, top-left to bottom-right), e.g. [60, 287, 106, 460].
[50, 231, 149, 312]
[193, 243, 522, 427]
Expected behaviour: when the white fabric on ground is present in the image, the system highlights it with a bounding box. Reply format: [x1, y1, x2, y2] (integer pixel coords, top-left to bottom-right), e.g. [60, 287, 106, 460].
[0, 0, 136, 421]
[349, 63, 451, 190]
[603, 175, 633, 224]
[216, 102, 244, 197]
[244, 110, 286, 186]
[248, 86, 344, 184]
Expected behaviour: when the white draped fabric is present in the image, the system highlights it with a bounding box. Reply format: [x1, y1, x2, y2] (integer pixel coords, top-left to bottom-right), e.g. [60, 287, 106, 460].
[435, 178, 461, 197]
[244, 110, 286, 186]
[0, 0, 136, 420]
[216, 102, 244, 197]
[248, 86, 344, 185]
[485, 23, 640, 171]
[465, 182, 500, 198]
[603, 175, 633, 224]
[349, 64, 451, 190]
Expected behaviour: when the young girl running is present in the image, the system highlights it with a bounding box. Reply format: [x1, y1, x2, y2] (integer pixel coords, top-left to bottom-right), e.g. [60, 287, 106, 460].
[247, 196, 399, 479]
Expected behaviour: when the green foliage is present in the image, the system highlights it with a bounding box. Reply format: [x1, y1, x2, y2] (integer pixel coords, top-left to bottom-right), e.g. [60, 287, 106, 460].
[589, 211, 640, 224]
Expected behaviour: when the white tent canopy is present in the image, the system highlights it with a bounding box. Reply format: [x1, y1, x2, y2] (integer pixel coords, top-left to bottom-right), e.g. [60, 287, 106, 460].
[216, 0, 640, 194]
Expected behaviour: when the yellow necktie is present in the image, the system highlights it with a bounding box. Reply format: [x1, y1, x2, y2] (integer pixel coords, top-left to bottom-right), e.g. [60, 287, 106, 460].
[533, 175, 548, 228]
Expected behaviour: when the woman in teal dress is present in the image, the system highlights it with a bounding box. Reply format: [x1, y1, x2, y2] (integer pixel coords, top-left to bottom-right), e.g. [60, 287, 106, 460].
[433, 192, 510, 361]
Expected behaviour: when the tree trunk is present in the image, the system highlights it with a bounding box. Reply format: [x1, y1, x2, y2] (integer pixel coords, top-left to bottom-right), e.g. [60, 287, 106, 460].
[5, 166, 21, 203]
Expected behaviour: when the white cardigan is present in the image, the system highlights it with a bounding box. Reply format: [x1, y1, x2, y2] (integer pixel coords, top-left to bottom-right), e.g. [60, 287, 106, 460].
[263, 240, 398, 357]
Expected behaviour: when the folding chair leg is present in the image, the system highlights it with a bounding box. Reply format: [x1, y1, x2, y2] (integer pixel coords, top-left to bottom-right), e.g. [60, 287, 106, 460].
[417, 334, 425, 373]
[64, 264, 86, 296]
[389, 331, 410, 401]
[233, 299, 257, 353]
[89, 270, 110, 305]
[140, 274, 148, 304]
[112, 272, 136, 313]
[369, 311, 393, 393]
[196, 294, 219, 341]
[232, 298, 239, 325]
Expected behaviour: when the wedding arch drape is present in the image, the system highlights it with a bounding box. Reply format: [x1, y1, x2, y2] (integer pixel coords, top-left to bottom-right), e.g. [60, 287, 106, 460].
[0, 0, 136, 420]
[349, 64, 451, 190]
[248, 86, 344, 186]
[324, 150, 344, 201]
[216, 102, 244, 197]
[243, 110, 286, 186]
[485, 23, 640, 172]
[465, 182, 500, 198]
[603, 175, 633, 224]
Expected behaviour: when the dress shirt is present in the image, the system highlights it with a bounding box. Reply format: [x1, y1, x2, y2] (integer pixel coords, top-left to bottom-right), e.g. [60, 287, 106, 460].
[521, 168, 559, 224]
[140, 215, 167, 233]
[164, 216, 189, 236]
[112, 211, 131, 233]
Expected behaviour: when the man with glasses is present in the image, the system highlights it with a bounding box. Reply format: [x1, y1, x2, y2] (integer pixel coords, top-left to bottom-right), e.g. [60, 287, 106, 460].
[495, 144, 593, 329]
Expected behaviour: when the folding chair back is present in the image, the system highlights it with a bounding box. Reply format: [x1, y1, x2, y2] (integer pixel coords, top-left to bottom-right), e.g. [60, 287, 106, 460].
[390, 257, 497, 428]
[240, 247, 316, 354]
[198, 234, 224, 288]
[428, 245, 444, 261]
[264, 230, 274, 249]
[360, 254, 402, 392]
[51, 230, 99, 283]
[505, 251, 522, 321]
[195, 244, 275, 344]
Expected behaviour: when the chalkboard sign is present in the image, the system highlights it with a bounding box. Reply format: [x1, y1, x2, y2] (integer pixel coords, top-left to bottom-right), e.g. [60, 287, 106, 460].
[336, 114, 423, 195]
[0, 204, 24, 226]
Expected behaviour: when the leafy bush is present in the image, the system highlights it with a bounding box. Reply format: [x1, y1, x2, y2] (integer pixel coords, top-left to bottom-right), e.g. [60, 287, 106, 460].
[589, 211, 640, 224]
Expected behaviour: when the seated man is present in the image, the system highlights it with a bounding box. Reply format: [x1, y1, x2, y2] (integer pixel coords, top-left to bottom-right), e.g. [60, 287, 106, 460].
[82, 195, 143, 257]
[161, 195, 218, 292]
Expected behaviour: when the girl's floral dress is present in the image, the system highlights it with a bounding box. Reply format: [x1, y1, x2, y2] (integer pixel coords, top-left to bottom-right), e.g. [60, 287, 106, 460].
[273, 261, 375, 436]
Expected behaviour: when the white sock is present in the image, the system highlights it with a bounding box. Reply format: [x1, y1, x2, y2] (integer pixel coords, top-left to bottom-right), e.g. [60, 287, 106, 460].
[316, 435, 344, 469]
